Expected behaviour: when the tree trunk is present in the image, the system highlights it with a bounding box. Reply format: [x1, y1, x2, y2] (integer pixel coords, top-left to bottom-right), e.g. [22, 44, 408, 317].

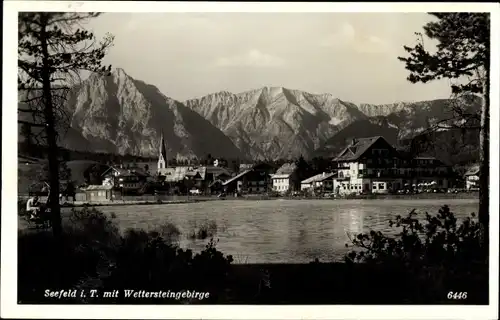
[478, 72, 489, 253]
[40, 14, 62, 238]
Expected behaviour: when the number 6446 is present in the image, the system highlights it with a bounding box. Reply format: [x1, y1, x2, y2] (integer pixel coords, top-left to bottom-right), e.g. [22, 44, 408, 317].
[447, 291, 467, 299]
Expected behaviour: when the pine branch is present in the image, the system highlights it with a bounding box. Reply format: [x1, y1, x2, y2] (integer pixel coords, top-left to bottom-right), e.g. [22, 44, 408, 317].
[18, 120, 46, 128]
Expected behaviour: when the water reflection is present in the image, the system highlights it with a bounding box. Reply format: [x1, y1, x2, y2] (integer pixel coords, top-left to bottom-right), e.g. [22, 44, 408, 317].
[102, 199, 479, 263]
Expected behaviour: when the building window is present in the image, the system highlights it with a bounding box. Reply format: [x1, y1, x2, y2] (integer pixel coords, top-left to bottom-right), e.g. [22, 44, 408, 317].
[378, 183, 385, 189]
[373, 184, 377, 190]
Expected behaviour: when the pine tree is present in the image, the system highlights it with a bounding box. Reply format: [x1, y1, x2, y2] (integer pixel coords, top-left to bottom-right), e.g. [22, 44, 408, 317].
[18, 13, 113, 237]
[398, 13, 489, 249]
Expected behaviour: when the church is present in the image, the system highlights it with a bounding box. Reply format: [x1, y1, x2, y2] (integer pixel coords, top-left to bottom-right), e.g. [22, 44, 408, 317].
[157, 132, 168, 176]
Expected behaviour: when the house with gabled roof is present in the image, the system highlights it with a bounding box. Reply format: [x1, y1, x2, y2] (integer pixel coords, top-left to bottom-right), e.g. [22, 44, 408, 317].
[222, 162, 275, 194]
[101, 166, 149, 194]
[301, 172, 337, 192]
[332, 136, 452, 194]
[333, 136, 404, 194]
[464, 164, 480, 190]
[270, 162, 300, 194]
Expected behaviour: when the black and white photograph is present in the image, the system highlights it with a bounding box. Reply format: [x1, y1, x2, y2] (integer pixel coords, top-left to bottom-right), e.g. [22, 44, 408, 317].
[2, 1, 499, 319]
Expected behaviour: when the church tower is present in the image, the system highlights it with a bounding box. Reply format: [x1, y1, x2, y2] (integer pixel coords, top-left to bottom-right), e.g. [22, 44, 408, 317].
[158, 131, 167, 173]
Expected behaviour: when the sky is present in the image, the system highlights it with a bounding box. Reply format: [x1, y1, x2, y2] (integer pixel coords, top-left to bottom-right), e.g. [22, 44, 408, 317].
[87, 12, 454, 104]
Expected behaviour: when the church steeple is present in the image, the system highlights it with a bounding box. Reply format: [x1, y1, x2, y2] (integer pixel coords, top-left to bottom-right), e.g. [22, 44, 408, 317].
[158, 131, 167, 171]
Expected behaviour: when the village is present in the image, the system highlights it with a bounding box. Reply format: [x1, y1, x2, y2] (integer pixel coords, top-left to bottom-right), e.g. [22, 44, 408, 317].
[20, 135, 480, 204]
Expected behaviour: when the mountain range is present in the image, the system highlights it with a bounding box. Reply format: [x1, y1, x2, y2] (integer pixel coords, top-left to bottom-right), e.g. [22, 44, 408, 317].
[19, 68, 244, 160]
[18, 68, 480, 162]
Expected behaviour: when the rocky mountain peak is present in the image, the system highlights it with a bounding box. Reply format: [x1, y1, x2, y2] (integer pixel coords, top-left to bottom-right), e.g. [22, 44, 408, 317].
[185, 86, 479, 160]
[55, 69, 244, 160]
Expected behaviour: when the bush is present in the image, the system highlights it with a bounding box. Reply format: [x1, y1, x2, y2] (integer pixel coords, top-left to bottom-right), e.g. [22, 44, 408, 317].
[345, 205, 484, 265]
[18, 206, 233, 304]
[344, 205, 488, 303]
[155, 222, 182, 244]
[100, 234, 233, 303]
[188, 219, 218, 240]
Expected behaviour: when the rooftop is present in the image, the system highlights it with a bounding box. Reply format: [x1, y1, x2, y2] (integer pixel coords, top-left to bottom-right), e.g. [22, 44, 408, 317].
[102, 166, 150, 177]
[301, 172, 336, 184]
[465, 165, 480, 176]
[239, 163, 255, 171]
[276, 162, 298, 175]
[271, 173, 293, 179]
[159, 166, 207, 182]
[222, 169, 252, 186]
[334, 136, 384, 162]
[84, 185, 113, 191]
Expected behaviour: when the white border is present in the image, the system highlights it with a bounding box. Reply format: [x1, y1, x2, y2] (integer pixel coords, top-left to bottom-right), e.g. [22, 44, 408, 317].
[2, 2, 499, 319]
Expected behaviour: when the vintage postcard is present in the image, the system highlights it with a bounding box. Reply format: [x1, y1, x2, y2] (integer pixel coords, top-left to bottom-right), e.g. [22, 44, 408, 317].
[2, 1, 499, 319]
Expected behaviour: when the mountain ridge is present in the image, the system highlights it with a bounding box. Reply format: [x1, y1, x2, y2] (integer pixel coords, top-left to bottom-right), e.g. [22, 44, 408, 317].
[19, 68, 245, 160]
[184, 86, 479, 160]
[18, 68, 480, 162]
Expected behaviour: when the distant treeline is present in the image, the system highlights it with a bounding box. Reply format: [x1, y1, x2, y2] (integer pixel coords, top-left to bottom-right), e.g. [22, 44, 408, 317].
[19, 127, 479, 172]
[398, 128, 480, 167]
[19, 143, 157, 164]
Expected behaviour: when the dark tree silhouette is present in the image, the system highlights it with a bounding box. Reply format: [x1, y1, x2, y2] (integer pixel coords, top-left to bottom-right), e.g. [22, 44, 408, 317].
[18, 13, 114, 238]
[398, 13, 489, 249]
[83, 165, 104, 185]
[19, 122, 34, 156]
[311, 157, 331, 174]
[294, 155, 313, 190]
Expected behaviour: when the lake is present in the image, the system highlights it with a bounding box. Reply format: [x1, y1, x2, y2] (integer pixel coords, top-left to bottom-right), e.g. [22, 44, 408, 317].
[98, 198, 479, 263]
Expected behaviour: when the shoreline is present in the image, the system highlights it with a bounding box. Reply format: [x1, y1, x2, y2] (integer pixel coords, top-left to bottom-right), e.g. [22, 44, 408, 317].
[60, 198, 215, 208]
[55, 192, 479, 208]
